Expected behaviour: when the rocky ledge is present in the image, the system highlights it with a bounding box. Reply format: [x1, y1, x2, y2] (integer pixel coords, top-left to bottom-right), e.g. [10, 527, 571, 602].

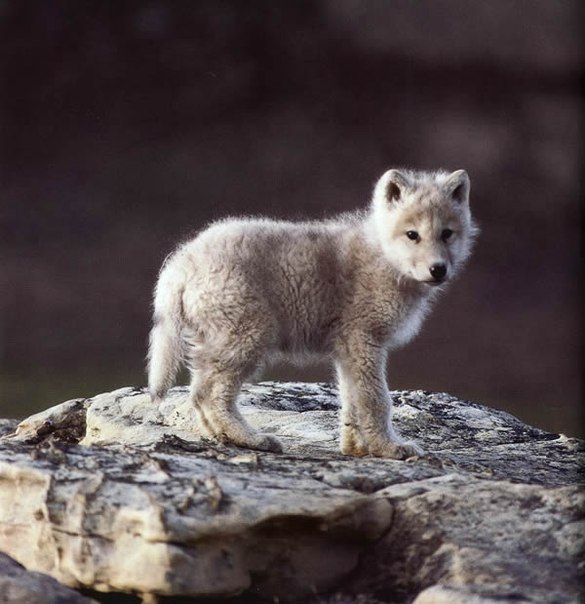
[0, 382, 583, 604]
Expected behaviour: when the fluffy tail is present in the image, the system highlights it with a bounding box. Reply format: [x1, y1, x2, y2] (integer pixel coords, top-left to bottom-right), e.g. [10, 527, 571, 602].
[147, 260, 184, 401]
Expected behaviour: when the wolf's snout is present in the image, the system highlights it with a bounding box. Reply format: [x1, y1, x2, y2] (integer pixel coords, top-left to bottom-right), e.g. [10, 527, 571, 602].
[429, 263, 447, 282]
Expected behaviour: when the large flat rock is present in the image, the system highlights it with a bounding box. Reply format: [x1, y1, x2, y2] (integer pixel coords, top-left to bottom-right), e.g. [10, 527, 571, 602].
[0, 382, 583, 603]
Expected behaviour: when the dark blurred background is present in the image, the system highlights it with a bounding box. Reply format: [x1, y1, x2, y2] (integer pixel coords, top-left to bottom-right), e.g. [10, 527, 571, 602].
[0, 1, 582, 436]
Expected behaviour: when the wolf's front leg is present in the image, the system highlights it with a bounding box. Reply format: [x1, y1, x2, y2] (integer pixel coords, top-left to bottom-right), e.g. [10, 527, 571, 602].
[336, 362, 368, 456]
[335, 342, 423, 460]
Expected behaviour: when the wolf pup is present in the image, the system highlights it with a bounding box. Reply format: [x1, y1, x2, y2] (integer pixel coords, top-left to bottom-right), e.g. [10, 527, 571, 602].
[148, 169, 477, 459]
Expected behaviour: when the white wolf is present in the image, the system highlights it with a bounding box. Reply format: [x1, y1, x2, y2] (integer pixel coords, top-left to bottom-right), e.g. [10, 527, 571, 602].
[148, 169, 478, 459]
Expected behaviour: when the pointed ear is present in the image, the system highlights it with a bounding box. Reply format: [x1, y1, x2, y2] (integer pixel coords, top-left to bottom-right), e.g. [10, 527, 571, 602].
[383, 169, 410, 202]
[445, 169, 470, 205]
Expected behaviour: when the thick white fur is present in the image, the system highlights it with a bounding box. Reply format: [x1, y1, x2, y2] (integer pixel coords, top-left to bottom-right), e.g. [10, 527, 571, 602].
[148, 169, 478, 458]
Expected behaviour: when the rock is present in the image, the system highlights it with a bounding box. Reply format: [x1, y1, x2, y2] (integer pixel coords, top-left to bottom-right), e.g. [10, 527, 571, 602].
[0, 419, 18, 439]
[0, 551, 95, 603]
[0, 382, 583, 603]
[352, 476, 584, 604]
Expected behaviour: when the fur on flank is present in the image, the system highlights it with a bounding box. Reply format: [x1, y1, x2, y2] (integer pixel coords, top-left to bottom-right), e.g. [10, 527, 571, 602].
[147, 168, 478, 459]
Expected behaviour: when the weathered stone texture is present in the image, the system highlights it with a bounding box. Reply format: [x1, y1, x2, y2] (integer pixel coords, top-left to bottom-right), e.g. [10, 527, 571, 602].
[0, 552, 95, 603]
[0, 382, 583, 603]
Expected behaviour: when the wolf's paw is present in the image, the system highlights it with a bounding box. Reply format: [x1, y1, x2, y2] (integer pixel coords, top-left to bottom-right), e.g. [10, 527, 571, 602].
[370, 439, 424, 460]
[340, 427, 368, 457]
[251, 433, 283, 454]
[340, 443, 368, 457]
[340, 439, 368, 457]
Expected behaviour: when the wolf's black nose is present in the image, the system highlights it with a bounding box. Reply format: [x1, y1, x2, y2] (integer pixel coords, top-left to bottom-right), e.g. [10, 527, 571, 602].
[429, 263, 447, 282]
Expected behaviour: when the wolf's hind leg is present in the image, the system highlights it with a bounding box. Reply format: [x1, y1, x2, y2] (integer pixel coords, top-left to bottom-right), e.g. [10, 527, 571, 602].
[190, 366, 282, 453]
[188, 317, 282, 454]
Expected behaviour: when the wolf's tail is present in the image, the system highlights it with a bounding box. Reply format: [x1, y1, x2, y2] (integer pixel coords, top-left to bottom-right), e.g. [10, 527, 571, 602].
[147, 258, 185, 401]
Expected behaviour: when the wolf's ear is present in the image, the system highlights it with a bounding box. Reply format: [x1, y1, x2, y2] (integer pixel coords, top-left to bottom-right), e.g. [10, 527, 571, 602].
[384, 169, 410, 202]
[445, 169, 470, 205]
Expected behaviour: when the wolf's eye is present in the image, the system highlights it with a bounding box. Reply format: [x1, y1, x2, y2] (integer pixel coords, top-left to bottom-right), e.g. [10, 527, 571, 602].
[406, 230, 419, 241]
[441, 229, 453, 241]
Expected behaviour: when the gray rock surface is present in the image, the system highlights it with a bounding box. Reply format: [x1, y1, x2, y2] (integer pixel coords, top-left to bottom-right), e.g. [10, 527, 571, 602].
[0, 382, 583, 603]
[0, 551, 95, 603]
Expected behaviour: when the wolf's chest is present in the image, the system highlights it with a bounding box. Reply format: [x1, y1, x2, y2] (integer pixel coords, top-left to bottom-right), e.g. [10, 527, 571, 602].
[387, 299, 430, 349]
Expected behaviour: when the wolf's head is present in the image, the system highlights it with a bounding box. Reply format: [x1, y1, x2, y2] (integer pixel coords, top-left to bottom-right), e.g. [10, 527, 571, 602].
[369, 169, 478, 287]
